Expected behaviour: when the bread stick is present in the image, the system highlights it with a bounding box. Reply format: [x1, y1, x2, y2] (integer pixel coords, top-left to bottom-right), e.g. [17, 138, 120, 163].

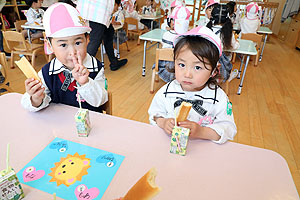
[123, 168, 161, 200]
[176, 102, 192, 123]
[15, 57, 41, 82]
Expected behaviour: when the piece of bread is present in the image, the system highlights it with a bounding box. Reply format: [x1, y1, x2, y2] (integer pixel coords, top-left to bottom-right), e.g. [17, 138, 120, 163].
[176, 102, 192, 123]
[15, 57, 41, 82]
[123, 168, 161, 200]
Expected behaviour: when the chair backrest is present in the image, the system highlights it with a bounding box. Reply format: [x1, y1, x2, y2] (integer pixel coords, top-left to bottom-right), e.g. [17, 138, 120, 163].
[0, 52, 13, 94]
[14, 20, 27, 32]
[102, 91, 112, 115]
[241, 33, 263, 51]
[155, 48, 174, 71]
[0, 52, 9, 79]
[125, 17, 139, 31]
[3, 31, 29, 52]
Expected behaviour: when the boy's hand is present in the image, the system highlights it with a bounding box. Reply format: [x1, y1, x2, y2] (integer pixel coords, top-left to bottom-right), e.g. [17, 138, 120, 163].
[155, 117, 175, 135]
[178, 120, 202, 139]
[25, 78, 45, 107]
[72, 51, 89, 86]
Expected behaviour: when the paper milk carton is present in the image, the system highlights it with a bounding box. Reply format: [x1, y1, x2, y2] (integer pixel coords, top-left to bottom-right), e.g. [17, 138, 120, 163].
[75, 109, 91, 137]
[0, 169, 24, 200]
[170, 126, 190, 156]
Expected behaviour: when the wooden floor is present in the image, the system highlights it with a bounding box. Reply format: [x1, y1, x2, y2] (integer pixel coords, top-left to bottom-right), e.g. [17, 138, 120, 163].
[1, 36, 300, 194]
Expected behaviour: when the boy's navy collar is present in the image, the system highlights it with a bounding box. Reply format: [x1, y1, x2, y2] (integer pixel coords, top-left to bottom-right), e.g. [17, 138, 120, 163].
[163, 80, 219, 104]
[48, 54, 99, 75]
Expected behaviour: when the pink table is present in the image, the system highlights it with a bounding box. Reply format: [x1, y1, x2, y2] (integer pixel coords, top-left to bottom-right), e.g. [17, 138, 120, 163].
[0, 93, 299, 200]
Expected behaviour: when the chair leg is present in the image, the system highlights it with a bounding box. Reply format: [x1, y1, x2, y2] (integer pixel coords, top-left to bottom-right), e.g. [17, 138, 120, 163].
[125, 41, 130, 51]
[150, 69, 156, 94]
[254, 53, 259, 67]
[232, 53, 236, 64]
[32, 50, 38, 67]
[155, 70, 159, 82]
[137, 35, 140, 45]
[10, 53, 15, 69]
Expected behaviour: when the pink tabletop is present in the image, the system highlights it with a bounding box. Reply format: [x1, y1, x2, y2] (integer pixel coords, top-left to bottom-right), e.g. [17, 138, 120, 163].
[0, 93, 299, 200]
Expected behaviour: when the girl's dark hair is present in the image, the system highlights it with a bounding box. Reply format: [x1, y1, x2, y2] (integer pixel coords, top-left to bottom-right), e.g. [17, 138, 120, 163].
[115, 0, 121, 5]
[207, 4, 233, 50]
[206, 3, 217, 11]
[172, 36, 221, 89]
[25, 0, 38, 7]
[226, 1, 236, 16]
[58, 0, 76, 7]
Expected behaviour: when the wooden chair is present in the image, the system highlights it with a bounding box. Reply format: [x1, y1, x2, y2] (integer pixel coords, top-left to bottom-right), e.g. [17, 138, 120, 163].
[232, 33, 263, 67]
[14, 20, 27, 32]
[122, 22, 130, 51]
[42, 32, 55, 62]
[0, 52, 13, 95]
[3, 31, 44, 69]
[150, 48, 173, 94]
[102, 91, 112, 115]
[124, 17, 148, 45]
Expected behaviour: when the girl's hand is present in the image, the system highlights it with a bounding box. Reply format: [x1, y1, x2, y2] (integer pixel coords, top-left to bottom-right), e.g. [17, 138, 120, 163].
[178, 120, 202, 139]
[72, 51, 89, 86]
[155, 117, 175, 135]
[25, 78, 45, 107]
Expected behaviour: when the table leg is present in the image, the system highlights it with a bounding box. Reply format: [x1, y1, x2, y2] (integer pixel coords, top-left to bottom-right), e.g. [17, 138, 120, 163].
[142, 40, 147, 76]
[237, 55, 245, 79]
[158, 18, 161, 28]
[259, 34, 268, 62]
[27, 29, 31, 43]
[237, 55, 250, 95]
[117, 30, 120, 59]
[100, 43, 104, 66]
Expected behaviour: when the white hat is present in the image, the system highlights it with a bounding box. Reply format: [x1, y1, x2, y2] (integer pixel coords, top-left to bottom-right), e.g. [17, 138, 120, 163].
[43, 3, 91, 38]
[170, 0, 184, 8]
[170, 5, 190, 34]
[174, 26, 222, 57]
[246, 2, 259, 20]
[205, 0, 220, 10]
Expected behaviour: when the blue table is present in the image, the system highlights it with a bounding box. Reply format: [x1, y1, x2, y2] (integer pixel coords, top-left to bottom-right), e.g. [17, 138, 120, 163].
[225, 39, 257, 95]
[139, 29, 166, 76]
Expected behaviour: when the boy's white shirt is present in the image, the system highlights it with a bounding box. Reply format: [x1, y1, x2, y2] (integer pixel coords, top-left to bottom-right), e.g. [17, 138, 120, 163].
[212, 25, 240, 50]
[141, 5, 154, 15]
[240, 17, 260, 34]
[161, 30, 177, 48]
[196, 17, 210, 27]
[113, 9, 125, 27]
[21, 54, 108, 112]
[25, 7, 45, 25]
[148, 80, 237, 144]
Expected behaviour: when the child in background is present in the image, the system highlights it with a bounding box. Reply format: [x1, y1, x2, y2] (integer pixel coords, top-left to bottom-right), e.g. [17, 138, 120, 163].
[112, 0, 128, 48]
[140, 0, 159, 29]
[195, 0, 219, 27]
[240, 2, 260, 35]
[21, 3, 108, 112]
[123, 0, 145, 31]
[207, 4, 239, 81]
[148, 26, 236, 144]
[226, 1, 240, 30]
[24, 0, 44, 39]
[161, 0, 183, 30]
[154, 5, 190, 82]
